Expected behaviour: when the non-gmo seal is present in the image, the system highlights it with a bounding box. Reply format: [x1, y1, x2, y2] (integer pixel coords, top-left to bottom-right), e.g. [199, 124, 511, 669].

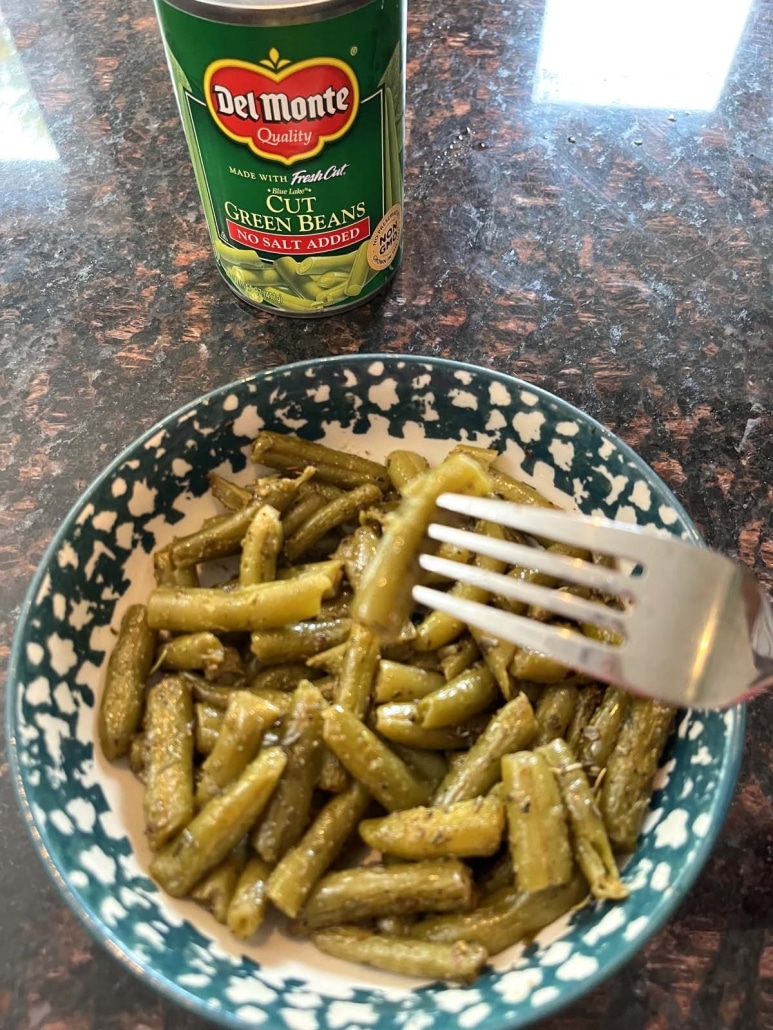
[368, 204, 401, 271]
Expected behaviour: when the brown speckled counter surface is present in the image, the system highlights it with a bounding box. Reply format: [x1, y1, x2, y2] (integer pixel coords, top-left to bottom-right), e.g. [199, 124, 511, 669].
[1, 0, 771, 1026]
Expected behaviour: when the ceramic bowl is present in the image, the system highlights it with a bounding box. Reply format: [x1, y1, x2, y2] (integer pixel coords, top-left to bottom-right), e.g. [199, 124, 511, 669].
[7, 354, 744, 1029]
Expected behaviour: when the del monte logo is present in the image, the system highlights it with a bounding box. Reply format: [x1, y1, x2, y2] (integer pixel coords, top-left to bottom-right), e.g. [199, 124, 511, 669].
[204, 48, 359, 165]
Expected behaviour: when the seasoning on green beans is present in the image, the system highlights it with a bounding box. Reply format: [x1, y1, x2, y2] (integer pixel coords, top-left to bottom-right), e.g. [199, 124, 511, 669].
[196, 692, 280, 805]
[412, 874, 588, 955]
[359, 795, 505, 860]
[322, 705, 433, 811]
[253, 683, 326, 863]
[539, 738, 628, 900]
[416, 663, 499, 729]
[352, 452, 492, 642]
[99, 427, 675, 984]
[600, 699, 676, 852]
[143, 676, 195, 851]
[501, 751, 573, 893]
[267, 781, 370, 918]
[227, 856, 273, 940]
[312, 927, 488, 984]
[432, 693, 537, 805]
[293, 859, 475, 933]
[99, 604, 156, 760]
[150, 747, 286, 898]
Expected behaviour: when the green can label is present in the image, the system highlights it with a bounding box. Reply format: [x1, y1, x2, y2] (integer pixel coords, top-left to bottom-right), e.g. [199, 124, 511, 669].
[154, 0, 405, 315]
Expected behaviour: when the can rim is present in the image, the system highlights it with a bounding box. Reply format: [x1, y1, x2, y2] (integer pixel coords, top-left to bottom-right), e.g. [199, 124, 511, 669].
[156, 0, 374, 25]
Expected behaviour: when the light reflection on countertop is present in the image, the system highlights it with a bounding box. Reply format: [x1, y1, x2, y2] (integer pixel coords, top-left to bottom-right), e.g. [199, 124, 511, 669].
[533, 0, 753, 111]
[0, 5, 59, 163]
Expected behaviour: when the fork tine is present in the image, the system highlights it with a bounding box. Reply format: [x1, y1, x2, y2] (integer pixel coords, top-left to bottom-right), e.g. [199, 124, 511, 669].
[412, 585, 622, 682]
[436, 493, 661, 563]
[426, 523, 636, 598]
[417, 554, 629, 635]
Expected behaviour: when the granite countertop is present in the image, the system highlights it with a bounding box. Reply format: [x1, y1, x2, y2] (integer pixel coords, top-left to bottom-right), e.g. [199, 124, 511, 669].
[1, 0, 771, 1026]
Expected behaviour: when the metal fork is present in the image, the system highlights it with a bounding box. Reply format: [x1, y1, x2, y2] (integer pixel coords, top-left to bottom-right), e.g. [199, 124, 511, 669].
[412, 493, 773, 709]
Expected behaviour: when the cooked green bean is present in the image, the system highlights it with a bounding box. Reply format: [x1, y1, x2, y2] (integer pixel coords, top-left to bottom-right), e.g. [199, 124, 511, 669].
[143, 676, 195, 851]
[322, 705, 433, 811]
[360, 795, 505, 860]
[414, 522, 508, 651]
[476, 851, 514, 895]
[533, 682, 580, 747]
[390, 744, 449, 789]
[412, 874, 587, 954]
[336, 525, 380, 591]
[250, 468, 317, 513]
[294, 859, 475, 933]
[191, 848, 246, 923]
[511, 644, 571, 684]
[374, 703, 488, 751]
[318, 588, 355, 619]
[539, 738, 628, 900]
[208, 472, 252, 511]
[374, 660, 445, 703]
[226, 856, 273, 939]
[194, 703, 223, 755]
[196, 693, 281, 805]
[101, 429, 668, 982]
[439, 636, 481, 680]
[433, 694, 537, 805]
[250, 617, 352, 664]
[305, 641, 348, 675]
[336, 623, 380, 719]
[352, 453, 492, 642]
[239, 505, 283, 586]
[267, 780, 370, 917]
[600, 699, 675, 852]
[312, 927, 488, 984]
[278, 559, 344, 598]
[416, 663, 499, 729]
[253, 683, 326, 863]
[168, 499, 264, 568]
[251, 431, 390, 491]
[285, 483, 382, 562]
[153, 548, 199, 588]
[566, 684, 605, 752]
[129, 732, 147, 780]
[280, 490, 326, 538]
[147, 574, 331, 634]
[488, 467, 556, 510]
[386, 450, 430, 493]
[469, 628, 516, 697]
[501, 751, 573, 892]
[152, 632, 225, 675]
[150, 746, 286, 897]
[248, 663, 317, 692]
[576, 686, 630, 771]
[375, 915, 416, 936]
[99, 604, 156, 760]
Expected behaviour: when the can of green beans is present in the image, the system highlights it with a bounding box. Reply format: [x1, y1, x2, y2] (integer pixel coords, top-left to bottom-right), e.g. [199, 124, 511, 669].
[152, 0, 406, 316]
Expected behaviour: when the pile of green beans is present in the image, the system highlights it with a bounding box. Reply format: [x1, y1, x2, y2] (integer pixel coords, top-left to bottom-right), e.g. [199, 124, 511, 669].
[99, 431, 676, 984]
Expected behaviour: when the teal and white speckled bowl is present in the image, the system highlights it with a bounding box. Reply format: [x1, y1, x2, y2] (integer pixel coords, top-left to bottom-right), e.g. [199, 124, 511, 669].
[7, 355, 744, 1029]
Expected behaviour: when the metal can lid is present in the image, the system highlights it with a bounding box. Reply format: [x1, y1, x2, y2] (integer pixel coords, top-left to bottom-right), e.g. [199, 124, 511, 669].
[158, 0, 372, 25]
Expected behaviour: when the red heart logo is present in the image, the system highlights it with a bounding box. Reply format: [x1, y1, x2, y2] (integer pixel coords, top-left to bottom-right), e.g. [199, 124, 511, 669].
[205, 55, 359, 165]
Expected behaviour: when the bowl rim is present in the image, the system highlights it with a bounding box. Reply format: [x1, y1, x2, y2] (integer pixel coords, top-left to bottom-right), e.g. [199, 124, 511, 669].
[6, 352, 746, 1029]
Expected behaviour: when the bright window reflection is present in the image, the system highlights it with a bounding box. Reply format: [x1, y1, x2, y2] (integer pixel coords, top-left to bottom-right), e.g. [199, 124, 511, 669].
[0, 5, 59, 161]
[533, 0, 753, 111]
